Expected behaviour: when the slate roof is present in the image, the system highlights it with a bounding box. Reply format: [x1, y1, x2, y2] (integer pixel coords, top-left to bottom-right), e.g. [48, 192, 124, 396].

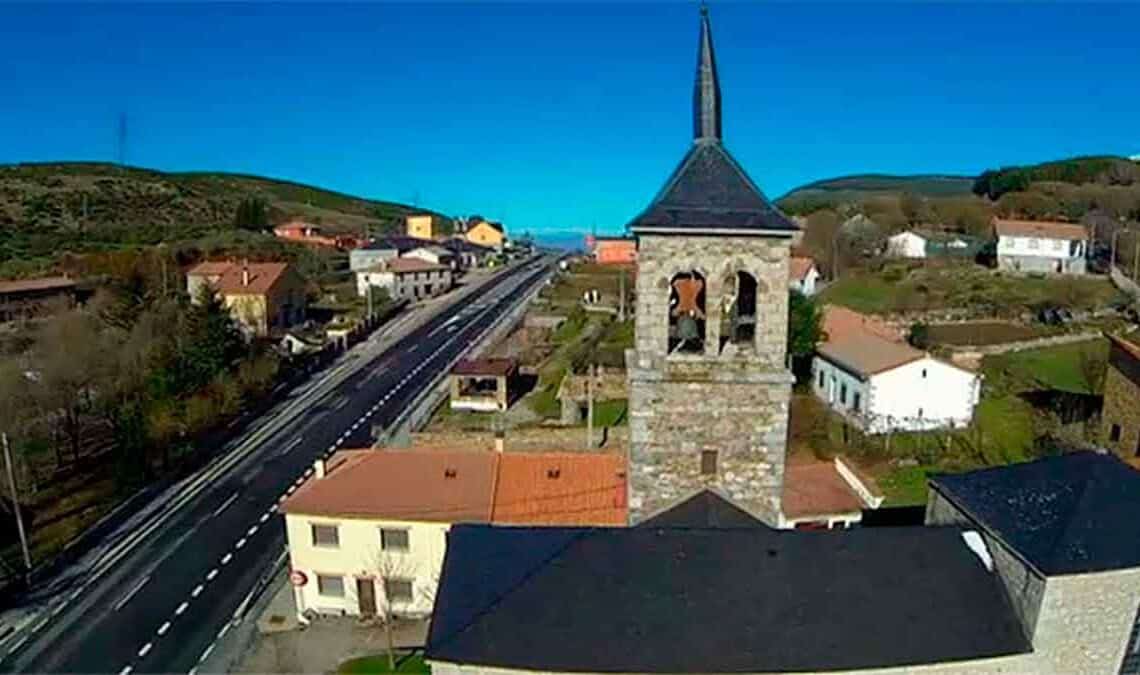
[426, 524, 1030, 672]
[930, 452, 1140, 575]
[360, 235, 433, 253]
[627, 7, 798, 236]
[639, 489, 767, 528]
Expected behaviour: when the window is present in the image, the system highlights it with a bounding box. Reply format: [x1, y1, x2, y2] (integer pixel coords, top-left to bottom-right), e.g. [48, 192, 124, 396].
[917, 407, 924, 418]
[818, 369, 825, 388]
[380, 528, 409, 552]
[311, 524, 339, 548]
[722, 271, 757, 347]
[840, 384, 847, 405]
[317, 574, 345, 597]
[668, 271, 706, 354]
[922, 368, 927, 378]
[1111, 424, 1122, 442]
[853, 392, 861, 411]
[1028, 237, 1040, 250]
[384, 578, 414, 603]
[700, 450, 718, 476]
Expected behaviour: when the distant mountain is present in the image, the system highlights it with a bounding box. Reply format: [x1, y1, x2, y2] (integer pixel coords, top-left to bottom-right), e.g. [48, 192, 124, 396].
[778, 174, 976, 206]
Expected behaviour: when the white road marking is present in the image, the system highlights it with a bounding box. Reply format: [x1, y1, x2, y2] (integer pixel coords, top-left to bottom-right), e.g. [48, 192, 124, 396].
[236, 538, 246, 549]
[119, 666, 132, 675]
[212, 492, 239, 517]
[351, 421, 360, 430]
[287, 486, 296, 494]
[327, 444, 336, 452]
[52, 603, 66, 616]
[189, 668, 198, 675]
[69, 588, 82, 602]
[138, 642, 152, 657]
[157, 621, 170, 636]
[198, 643, 214, 663]
[217, 622, 230, 639]
[260, 513, 270, 523]
[113, 576, 151, 612]
[9, 635, 28, 654]
[247, 525, 258, 536]
[278, 494, 287, 502]
[207, 569, 218, 581]
[332, 397, 349, 410]
[176, 601, 189, 615]
[192, 584, 204, 597]
[222, 553, 233, 565]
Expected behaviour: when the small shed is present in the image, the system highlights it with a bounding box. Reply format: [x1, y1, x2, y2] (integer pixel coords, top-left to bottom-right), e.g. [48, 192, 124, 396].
[450, 358, 518, 412]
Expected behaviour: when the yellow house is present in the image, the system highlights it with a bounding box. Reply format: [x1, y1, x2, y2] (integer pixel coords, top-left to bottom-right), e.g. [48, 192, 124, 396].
[406, 214, 444, 240]
[186, 261, 306, 337]
[466, 219, 505, 249]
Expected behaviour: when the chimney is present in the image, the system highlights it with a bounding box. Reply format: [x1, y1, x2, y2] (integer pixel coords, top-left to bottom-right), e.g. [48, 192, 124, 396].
[313, 458, 326, 479]
[494, 428, 505, 453]
[242, 260, 251, 287]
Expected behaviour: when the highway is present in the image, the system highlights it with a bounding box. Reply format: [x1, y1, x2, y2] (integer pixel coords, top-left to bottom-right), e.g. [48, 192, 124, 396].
[0, 257, 553, 674]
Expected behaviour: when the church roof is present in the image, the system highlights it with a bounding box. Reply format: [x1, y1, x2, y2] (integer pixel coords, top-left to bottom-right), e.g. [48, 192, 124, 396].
[639, 489, 768, 528]
[426, 524, 1030, 672]
[628, 7, 798, 237]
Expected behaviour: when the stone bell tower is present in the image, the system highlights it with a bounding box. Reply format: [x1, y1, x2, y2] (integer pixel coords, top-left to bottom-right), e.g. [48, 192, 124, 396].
[626, 6, 799, 525]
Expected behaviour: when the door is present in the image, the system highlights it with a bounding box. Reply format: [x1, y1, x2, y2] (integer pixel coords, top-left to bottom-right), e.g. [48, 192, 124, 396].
[357, 578, 377, 616]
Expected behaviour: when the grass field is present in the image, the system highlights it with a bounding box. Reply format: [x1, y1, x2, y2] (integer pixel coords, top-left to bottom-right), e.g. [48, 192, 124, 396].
[820, 265, 1121, 316]
[982, 338, 1108, 394]
[926, 321, 1053, 346]
[338, 654, 429, 674]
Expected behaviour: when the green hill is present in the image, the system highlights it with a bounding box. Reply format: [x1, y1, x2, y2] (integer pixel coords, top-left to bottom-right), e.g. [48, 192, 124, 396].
[778, 174, 975, 208]
[0, 162, 438, 274]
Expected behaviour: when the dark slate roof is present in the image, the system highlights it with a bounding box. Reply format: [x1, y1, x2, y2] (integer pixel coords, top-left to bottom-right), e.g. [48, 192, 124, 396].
[639, 489, 768, 528]
[440, 237, 493, 255]
[427, 525, 1030, 673]
[361, 235, 432, 253]
[930, 451, 1140, 575]
[628, 142, 799, 234]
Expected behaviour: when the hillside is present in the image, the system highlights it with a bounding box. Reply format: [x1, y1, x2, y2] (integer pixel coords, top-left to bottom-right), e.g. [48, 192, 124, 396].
[0, 162, 437, 274]
[778, 174, 975, 209]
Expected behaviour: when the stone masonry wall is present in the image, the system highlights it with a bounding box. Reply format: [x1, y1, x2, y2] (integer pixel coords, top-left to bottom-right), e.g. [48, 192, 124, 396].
[1102, 359, 1140, 459]
[1033, 567, 1140, 674]
[926, 489, 1047, 640]
[628, 233, 794, 526]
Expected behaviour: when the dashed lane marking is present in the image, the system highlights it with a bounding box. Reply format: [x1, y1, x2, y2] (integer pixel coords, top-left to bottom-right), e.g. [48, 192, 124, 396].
[157, 621, 170, 636]
[260, 513, 270, 523]
[198, 643, 214, 663]
[207, 569, 218, 581]
[247, 525, 258, 536]
[192, 584, 204, 598]
[119, 666, 132, 675]
[176, 602, 189, 615]
[221, 553, 233, 565]
[138, 642, 152, 658]
[217, 622, 230, 640]
[236, 538, 246, 549]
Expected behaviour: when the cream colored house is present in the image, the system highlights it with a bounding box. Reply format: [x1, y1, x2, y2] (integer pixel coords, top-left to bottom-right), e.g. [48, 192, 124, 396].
[186, 261, 306, 337]
[281, 448, 626, 619]
[466, 220, 505, 249]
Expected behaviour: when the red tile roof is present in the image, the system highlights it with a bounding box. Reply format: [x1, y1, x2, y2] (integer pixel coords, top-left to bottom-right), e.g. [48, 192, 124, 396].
[453, 358, 517, 377]
[188, 261, 291, 295]
[382, 258, 449, 274]
[280, 450, 497, 522]
[993, 218, 1088, 241]
[1109, 333, 1140, 362]
[281, 448, 627, 527]
[492, 453, 627, 526]
[820, 305, 901, 344]
[782, 460, 864, 519]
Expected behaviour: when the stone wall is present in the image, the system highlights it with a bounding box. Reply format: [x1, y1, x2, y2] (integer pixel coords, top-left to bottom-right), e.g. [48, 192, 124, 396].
[628, 233, 794, 526]
[1033, 566, 1140, 674]
[926, 488, 1046, 639]
[1103, 340, 1140, 459]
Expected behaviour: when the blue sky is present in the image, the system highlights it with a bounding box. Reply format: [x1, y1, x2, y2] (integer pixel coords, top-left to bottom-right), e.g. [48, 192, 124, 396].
[2, 3, 1138, 241]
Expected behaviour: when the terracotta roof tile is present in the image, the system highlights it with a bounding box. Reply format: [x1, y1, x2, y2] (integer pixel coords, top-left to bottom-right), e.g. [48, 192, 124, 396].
[492, 453, 627, 526]
[820, 305, 902, 344]
[993, 218, 1088, 241]
[782, 460, 864, 519]
[280, 450, 497, 522]
[381, 258, 449, 274]
[188, 261, 291, 295]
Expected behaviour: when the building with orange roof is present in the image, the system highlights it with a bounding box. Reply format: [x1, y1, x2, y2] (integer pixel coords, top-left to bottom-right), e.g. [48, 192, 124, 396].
[186, 260, 306, 337]
[820, 305, 902, 344]
[1103, 333, 1140, 461]
[590, 236, 637, 265]
[780, 457, 882, 529]
[354, 256, 453, 302]
[280, 447, 625, 618]
[993, 217, 1088, 275]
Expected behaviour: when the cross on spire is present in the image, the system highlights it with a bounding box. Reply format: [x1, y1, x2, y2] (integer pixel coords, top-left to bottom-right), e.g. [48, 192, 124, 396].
[693, 3, 721, 142]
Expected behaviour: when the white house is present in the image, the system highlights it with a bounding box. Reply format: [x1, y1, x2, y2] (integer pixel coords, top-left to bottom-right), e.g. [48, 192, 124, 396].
[994, 218, 1088, 275]
[887, 230, 930, 259]
[812, 333, 981, 433]
[404, 245, 457, 270]
[355, 257, 453, 302]
[789, 256, 820, 295]
[280, 449, 626, 619]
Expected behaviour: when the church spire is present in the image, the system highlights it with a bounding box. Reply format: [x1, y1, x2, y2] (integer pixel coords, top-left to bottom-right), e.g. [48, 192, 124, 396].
[693, 3, 721, 143]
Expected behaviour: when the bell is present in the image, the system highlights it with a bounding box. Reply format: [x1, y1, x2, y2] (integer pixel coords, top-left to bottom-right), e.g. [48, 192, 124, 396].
[677, 315, 701, 343]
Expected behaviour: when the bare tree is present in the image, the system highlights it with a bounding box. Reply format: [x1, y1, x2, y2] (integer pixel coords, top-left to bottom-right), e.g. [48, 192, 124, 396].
[367, 550, 424, 671]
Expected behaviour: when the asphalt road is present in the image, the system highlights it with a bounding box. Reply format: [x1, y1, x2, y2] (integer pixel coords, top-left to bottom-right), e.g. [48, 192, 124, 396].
[2, 257, 553, 674]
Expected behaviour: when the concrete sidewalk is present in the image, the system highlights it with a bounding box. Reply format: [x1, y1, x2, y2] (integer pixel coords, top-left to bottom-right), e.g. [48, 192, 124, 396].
[225, 572, 428, 674]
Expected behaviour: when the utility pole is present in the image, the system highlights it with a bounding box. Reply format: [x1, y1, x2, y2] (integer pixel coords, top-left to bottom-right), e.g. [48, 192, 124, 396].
[367, 283, 374, 322]
[586, 364, 595, 449]
[3, 433, 31, 580]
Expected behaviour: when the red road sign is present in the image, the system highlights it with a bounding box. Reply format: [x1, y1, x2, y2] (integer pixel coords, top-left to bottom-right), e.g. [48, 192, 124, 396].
[289, 569, 308, 587]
